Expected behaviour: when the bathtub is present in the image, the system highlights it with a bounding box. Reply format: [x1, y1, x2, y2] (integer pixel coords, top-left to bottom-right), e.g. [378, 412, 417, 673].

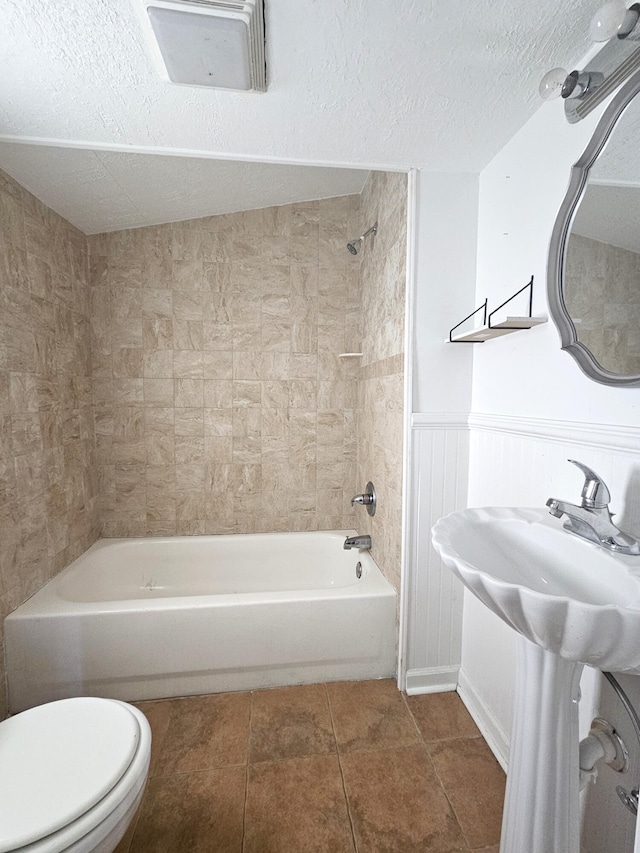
[5, 530, 397, 712]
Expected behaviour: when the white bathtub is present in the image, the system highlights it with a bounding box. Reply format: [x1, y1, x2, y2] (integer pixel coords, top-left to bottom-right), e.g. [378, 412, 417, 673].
[5, 530, 397, 712]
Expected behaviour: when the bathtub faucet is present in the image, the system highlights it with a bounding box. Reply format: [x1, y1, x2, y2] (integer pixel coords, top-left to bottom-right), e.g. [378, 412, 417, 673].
[351, 482, 377, 517]
[343, 534, 372, 550]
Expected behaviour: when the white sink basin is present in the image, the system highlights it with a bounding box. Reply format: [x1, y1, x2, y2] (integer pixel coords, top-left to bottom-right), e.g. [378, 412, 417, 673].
[432, 506, 640, 672]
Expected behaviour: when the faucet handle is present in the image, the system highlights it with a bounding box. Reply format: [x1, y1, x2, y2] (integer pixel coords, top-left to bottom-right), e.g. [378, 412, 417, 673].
[568, 459, 611, 508]
[350, 482, 377, 517]
[351, 494, 372, 506]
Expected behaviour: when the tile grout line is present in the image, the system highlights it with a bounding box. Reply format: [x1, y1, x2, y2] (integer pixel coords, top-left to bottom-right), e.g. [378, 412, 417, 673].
[148, 699, 174, 781]
[400, 691, 478, 852]
[324, 684, 359, 853]
[241, 690, 255, 853]
[410, 702, 503, 850]
[400, 691, 484, 748]
[121, 783, 145, 853]
[424, 741, 479, 852]
[400, 690, 427, 745]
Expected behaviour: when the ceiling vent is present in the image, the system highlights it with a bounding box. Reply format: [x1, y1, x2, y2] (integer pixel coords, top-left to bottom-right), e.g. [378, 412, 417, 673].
[139, 0, 266, 92]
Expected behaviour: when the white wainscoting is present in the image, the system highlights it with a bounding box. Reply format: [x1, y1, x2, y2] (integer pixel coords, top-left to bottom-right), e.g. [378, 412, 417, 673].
[468, 413, 640, 457]
[462, 412, 640, 786]
[402, 413, 470, 694]
[406, 410, 640, 772]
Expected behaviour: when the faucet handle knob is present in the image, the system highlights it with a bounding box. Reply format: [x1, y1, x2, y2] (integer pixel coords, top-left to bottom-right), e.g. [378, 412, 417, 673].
[568, 459, 612, 508]
[350, 482, 377, 516]
[351, 494, 371, 506]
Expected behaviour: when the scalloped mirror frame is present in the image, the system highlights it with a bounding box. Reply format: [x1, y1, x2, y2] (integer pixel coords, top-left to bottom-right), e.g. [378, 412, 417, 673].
[547, 68, 640, 387]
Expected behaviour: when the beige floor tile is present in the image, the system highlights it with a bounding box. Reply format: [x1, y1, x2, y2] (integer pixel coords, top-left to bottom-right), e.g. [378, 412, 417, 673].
[327, 679, 420, 753]
[340, 745, 467, 852]
[134, 699, 173, 777]
[244, 754, 355, 853]
[129, 767, 245, 852]
[406, 691, 481, 742]
[429, 737, 505, 850]
[250, 683, 336, 763]
[154, 692, 251, 775]
[124, 683, 506, 853]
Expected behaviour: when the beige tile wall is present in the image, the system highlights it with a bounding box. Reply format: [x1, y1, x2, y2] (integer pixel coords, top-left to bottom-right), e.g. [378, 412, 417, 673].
[0, 169, 100, 718]
[0, 171, 407, 718]
[565, 233, 640, 375]
[88, 196, 364, 536]
[355, 172, 407, 594]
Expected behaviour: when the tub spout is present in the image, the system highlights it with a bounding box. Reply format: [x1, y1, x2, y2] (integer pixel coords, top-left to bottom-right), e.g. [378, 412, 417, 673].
[343, 535, 372, 550]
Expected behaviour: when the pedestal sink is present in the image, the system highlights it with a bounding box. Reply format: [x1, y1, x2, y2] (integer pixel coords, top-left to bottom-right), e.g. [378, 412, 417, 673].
[431, 507, 640, 853]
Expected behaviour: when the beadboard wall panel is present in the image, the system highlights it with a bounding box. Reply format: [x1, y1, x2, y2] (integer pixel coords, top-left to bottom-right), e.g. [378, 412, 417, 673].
[404, 416, 469, 694]
[463, 415, 640, 845]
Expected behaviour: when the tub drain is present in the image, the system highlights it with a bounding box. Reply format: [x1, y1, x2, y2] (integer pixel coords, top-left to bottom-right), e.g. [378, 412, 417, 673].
[355, 561, 362, 579]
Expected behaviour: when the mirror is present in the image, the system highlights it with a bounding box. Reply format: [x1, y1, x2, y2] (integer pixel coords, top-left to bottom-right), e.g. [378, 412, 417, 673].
[548, 70, 640, 387]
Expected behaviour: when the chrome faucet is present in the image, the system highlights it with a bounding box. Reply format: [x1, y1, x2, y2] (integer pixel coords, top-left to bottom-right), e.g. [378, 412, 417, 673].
[351, 482, 377, 517]
[546, 460, 640, 556]
[343, 534, 372, 551]
[351, 493, 374, 507]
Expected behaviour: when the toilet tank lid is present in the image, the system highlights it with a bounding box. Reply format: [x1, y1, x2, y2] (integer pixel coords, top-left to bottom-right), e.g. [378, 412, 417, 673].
[0, 697, 140, 852]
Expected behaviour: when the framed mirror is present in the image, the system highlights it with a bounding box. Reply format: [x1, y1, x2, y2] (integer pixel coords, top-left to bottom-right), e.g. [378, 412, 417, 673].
[548, 69, 640, 387]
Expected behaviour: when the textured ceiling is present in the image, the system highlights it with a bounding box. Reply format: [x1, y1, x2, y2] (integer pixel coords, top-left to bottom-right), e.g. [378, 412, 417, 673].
[0, 0, 602, 230]
[0, 143, 368, 234]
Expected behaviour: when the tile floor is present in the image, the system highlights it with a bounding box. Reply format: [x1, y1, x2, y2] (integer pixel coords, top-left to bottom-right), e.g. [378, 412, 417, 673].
[115, 680, 505, 852]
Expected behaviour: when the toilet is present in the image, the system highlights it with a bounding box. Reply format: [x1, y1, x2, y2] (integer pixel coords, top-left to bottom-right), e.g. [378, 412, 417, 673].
[0, 697, 151, 853]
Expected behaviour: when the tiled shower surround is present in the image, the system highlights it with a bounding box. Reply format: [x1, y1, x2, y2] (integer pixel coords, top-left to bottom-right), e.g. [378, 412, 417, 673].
[88, 196, 364, 538]
[356, 172, 407, 594]
[0, 167, 406, 718]
[0, 170, 100, 718]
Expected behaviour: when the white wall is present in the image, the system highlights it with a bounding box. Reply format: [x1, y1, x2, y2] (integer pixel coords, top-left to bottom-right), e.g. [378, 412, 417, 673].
[403, 171, 478, 693]
[464, 85, 640, 848]
[472, 99, 640, 426]
[413, 171, 478, 415]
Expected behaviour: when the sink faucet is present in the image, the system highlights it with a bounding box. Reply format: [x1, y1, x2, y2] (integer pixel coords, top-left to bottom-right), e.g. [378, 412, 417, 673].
[546, 459, 640, 556]
[343, 534, 372, 550]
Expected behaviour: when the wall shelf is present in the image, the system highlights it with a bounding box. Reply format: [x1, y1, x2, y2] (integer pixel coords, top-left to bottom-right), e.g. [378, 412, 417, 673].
[447, 276, 547, 343]
[448, 316, 547, 343]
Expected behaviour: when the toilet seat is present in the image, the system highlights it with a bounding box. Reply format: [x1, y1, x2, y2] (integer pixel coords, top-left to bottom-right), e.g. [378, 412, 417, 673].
[0, 698, 151, 853]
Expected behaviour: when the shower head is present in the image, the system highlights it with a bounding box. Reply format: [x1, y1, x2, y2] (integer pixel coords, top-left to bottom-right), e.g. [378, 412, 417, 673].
[346, 222, 378, 256]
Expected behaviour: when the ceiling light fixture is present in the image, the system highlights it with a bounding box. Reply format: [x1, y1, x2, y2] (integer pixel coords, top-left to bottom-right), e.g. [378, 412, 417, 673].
[138, 0, 266, 92]
[539, 1, 640, 121]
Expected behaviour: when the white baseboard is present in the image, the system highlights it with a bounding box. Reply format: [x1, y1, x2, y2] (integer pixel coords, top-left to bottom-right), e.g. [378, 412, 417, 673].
[457, 667, 510, 773]
[405, 665, 459, 695]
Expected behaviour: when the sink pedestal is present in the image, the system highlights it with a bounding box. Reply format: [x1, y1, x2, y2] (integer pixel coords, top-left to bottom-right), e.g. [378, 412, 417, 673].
[431, 506, 640, 852]
[501, 635, 584, 853]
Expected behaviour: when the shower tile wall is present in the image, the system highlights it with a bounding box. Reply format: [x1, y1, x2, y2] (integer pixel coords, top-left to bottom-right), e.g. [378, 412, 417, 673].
[0, 169, 99, 718]
[0, 169, 407, 720]
[565, 233, 640, 374]
[88, 196, 363, 536]
[356, 172, 407, 593]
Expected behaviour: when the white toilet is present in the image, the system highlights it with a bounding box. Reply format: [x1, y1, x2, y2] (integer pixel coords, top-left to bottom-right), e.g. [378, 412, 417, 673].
[0, 697, 151, 853]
